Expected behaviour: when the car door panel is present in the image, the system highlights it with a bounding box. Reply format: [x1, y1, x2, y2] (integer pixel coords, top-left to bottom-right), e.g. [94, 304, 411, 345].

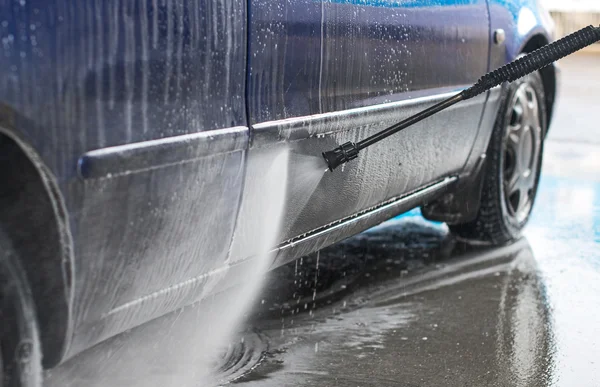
[321, 0, 490, 111]
[236, 90, 487, 258]
[0, 0, 252, 361]
[234, 0, 490, 266]
[246, 0, 323, 123]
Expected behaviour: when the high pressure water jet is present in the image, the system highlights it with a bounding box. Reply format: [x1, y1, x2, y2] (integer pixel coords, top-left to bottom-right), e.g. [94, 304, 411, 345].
[322, 25, 600, 171]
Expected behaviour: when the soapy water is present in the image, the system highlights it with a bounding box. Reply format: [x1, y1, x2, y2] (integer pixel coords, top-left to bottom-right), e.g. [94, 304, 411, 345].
[289, 153, 327, 201]
[44, 147, 328, 387]
[192, 150, 326, 384]
[281, 152, 328, 236]
[193, 149, 292, 385]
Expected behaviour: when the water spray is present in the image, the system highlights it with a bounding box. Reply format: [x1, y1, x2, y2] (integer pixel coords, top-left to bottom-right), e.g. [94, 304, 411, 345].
[323, 25, 600, 171]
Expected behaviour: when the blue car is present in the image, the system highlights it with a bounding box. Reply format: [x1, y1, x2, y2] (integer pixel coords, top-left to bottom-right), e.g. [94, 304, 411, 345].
[0, 0, 557, 384]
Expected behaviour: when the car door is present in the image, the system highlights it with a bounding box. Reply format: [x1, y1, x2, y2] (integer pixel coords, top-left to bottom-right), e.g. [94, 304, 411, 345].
[34, 0, 251, 359]
[231, 0, 490, 266]
[321, 0, 490, 112]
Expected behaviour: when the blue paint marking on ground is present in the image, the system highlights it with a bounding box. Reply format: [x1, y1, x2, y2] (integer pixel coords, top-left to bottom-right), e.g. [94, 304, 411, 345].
[531, 174, 600, 246]
[394, 208, 444, 225]
[364, 208, 442, 235]
[393, 207, 423, 220]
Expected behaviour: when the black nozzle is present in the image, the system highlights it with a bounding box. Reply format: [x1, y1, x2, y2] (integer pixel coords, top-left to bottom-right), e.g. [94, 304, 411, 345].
[322, 141, 359, 171]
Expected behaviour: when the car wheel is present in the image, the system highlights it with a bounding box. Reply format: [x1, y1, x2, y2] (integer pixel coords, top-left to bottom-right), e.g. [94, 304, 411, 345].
[0, 228, 42, 387]
[450, 71, 547, 245]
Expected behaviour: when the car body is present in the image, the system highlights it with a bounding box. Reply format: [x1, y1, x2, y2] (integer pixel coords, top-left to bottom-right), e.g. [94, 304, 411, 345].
[0, 0, 556, 374]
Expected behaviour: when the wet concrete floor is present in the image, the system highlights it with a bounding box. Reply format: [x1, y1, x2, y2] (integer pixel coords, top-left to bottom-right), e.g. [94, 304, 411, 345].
[232, 54, 600, 387]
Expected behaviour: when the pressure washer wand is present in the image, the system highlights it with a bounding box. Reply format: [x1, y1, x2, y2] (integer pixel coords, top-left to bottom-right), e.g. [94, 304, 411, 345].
[323, 25, 600, 171]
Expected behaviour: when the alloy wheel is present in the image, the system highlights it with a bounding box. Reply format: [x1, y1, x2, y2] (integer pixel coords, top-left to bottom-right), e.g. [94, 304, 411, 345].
[503, 83, 543, 223]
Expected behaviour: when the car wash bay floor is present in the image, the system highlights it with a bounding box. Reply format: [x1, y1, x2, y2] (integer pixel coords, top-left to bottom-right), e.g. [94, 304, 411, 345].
[231, 53, 600, 387]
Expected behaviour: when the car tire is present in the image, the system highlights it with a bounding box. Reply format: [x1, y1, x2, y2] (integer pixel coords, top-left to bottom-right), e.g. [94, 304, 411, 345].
[450, 71, 547, 245]
[0, 227, 42, 387]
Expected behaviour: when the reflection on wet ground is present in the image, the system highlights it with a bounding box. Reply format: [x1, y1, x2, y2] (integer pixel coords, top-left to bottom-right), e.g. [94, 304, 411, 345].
[525, 174, 600, 386]
[234, 221, 555, 386]
[229, 55, 600, 387]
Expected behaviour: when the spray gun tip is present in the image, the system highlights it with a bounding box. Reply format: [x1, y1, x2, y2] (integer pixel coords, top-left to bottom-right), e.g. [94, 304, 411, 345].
[321, 150, 337, 172]
[322, 142, 360, 171]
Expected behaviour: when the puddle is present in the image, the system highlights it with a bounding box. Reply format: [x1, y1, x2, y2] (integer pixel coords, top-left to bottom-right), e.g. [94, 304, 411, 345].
[213, 330, 269, 385]
[252, 218, 455, 322]
[236, 222, 554, 387]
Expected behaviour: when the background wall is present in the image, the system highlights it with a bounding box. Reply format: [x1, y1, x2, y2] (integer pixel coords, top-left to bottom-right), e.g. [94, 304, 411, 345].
[540, 0, 600, 13]
[540, 0, 600, 46]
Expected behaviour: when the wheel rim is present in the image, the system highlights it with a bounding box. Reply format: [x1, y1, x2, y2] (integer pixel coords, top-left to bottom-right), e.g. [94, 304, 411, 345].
[503, 83, 542, 223]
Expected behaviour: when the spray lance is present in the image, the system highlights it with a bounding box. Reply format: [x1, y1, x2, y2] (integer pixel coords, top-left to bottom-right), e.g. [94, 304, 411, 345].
[322, 25, 600, 171]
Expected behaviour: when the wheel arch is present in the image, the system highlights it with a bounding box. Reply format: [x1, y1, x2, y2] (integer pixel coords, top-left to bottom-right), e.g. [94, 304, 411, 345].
[0, 105, 74, 368]
[519, 33, 557, 133]
[422, 33, 555, 225]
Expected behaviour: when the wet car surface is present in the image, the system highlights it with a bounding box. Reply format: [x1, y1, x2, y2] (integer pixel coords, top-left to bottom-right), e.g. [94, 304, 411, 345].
[42, 55, 598, 387]
[229, 54, 600, 387]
